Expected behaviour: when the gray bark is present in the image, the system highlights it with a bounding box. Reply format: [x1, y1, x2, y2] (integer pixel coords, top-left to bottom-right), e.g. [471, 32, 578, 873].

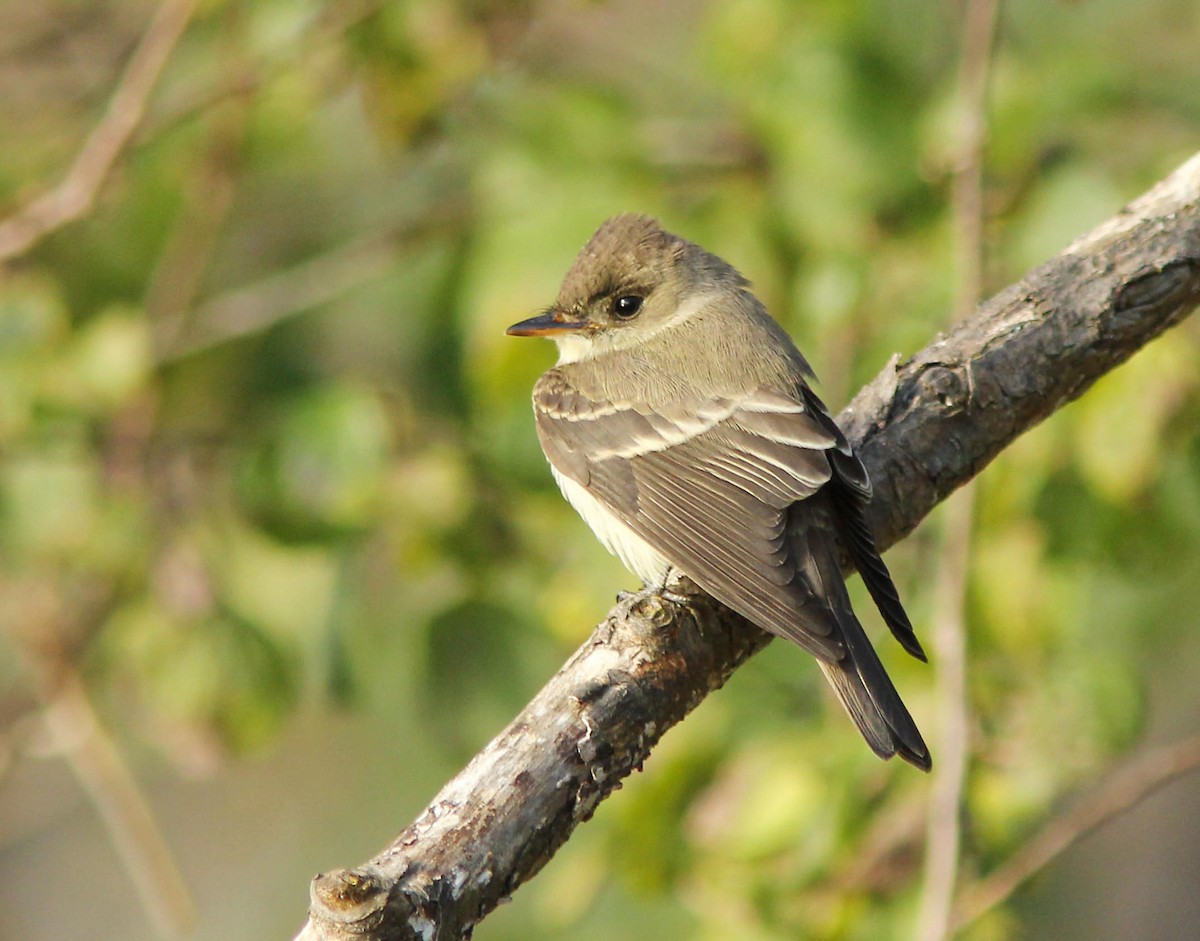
[295, 151, 1200, 941]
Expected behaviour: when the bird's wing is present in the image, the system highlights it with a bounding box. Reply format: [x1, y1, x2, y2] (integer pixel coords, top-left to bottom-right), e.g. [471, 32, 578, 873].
[534, 369, 930, 768]
[796, 384, 927, 662]
[534, 370, 853, 660]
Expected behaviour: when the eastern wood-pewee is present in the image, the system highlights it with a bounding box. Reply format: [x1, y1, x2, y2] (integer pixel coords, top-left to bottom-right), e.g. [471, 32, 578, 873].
[508, 214, 930, 770]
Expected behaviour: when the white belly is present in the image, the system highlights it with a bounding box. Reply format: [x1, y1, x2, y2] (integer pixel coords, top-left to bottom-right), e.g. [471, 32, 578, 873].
[551, 466, 672, 586]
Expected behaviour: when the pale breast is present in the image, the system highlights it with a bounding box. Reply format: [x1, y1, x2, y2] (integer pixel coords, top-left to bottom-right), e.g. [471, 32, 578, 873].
[551, 466, 672, 586]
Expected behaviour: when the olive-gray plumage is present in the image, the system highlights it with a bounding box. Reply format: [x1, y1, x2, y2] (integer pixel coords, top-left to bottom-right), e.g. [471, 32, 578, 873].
[508, 214, 930, 770]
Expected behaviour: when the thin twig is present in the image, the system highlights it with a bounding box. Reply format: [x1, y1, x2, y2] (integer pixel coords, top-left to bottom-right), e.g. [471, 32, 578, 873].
[154, 231, 401, 362]
[138, 0, 388, 145]
[154, 202, 471, 362]
[949, 0, 1000, 323]
[41, 670, 198, 938]
[915, 486, 975, 941]
[146, 92, 250, 356]
[914, 2, 1001, 939]
[951, 734, 1200, 931]
[3, 582, 196, 939]
[0, 0, 199, 264]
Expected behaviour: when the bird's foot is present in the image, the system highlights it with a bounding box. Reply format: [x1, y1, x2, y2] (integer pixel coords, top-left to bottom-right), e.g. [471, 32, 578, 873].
[656, 568, 700, 608]
[656, 587, 693, 607]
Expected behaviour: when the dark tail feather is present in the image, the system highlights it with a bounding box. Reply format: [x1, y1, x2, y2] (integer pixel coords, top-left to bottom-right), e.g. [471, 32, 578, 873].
[831, 480, 927, 663]
[803, 388, 926, 663]
[819, 609, 931, 772]
[782, 486, 930, 769]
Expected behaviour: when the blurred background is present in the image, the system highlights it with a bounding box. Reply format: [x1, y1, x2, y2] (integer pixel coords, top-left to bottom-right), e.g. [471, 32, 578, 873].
[0, 1, 1198, 939]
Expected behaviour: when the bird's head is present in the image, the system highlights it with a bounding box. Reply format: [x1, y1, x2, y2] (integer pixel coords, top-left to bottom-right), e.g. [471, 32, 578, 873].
[506, 214, 745, 364]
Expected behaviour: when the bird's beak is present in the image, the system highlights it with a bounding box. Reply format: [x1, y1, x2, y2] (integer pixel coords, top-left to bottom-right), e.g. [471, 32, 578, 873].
[506, 309, 588, 337]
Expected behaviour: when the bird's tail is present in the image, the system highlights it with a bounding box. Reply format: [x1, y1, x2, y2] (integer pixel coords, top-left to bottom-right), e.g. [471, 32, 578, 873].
[817, 608, 931, 771]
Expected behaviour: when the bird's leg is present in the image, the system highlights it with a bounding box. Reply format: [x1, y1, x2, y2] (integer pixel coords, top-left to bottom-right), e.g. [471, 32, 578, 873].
[615, 571, 691, 609]
[656, 566, 697, 607]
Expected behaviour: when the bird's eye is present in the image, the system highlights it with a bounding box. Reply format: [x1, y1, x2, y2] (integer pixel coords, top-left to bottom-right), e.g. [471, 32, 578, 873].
[611, 295, 643, 319]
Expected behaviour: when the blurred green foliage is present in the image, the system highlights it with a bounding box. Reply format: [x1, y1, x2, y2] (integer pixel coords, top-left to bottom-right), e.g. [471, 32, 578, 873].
[0, 1, 1198, 939]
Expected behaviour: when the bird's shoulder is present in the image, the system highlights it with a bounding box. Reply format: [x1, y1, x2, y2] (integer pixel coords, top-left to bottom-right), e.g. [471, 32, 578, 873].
[531, 367, 576, 413]
[531, 365, 621, 424]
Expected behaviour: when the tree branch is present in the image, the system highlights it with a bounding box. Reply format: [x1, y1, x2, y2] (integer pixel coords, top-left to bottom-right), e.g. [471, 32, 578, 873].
[295, 150, 1200, 941]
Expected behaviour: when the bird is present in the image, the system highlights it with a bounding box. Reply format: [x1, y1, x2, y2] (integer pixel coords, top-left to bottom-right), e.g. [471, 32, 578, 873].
[507, 214, 930, 771]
